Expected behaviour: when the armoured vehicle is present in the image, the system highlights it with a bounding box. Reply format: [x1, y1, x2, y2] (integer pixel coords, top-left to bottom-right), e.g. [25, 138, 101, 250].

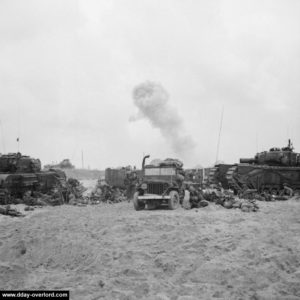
[208, 140, 300, 194]
[0, 152, 67, 203]
[105, 167, 141, 189]
[133, 155, 185, 210]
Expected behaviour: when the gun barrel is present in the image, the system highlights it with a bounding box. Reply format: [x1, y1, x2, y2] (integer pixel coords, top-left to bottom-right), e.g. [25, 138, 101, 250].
[240, 158, 256, 164]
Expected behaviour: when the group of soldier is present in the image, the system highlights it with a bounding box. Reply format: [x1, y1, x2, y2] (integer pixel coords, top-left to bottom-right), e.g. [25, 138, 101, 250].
[181, 180, 296, 212]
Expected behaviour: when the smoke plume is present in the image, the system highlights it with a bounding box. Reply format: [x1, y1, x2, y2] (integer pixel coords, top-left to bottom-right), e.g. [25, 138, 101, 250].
[131, 81, 196, 157]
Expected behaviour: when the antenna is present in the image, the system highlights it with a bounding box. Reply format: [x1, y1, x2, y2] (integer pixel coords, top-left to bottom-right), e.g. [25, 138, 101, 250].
[81, 150, 84, 169]
[215, 106, 224, 163]
[17, 101, 21, 153]
[0, 120, 6, 153]
[256, 132, 258, 152]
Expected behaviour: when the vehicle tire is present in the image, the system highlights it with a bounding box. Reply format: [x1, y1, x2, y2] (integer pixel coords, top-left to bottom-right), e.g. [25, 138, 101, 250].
[133, 192, 145, 211]
[168, 190, 180, 210]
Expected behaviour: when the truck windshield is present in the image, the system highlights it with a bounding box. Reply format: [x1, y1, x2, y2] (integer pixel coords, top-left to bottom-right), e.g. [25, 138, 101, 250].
[144, 168, 176, 176]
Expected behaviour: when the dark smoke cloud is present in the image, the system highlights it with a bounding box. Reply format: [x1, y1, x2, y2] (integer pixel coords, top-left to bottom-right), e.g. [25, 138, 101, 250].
[131, 81, 196, 157]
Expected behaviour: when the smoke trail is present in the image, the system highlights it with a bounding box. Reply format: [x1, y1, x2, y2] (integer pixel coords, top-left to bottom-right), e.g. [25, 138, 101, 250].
[131, 81, 196, 157]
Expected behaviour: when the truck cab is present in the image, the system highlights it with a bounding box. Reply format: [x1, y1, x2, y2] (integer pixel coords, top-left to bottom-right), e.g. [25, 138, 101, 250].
[133, 156, 184, 210]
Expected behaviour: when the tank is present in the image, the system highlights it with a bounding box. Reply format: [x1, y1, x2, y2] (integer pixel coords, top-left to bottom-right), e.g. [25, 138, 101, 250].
[209, 140, 300, 194]
[0, 152, 67, 203]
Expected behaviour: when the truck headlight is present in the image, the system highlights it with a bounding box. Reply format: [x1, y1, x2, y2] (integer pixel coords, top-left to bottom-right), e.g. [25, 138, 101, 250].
[141, 183, 147, 190]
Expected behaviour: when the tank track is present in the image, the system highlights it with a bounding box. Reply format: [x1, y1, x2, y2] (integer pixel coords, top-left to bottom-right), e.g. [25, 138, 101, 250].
[0, 188, 8, 205]
[208, 167, 219, 185]
[226, 164, 300, 193]
[225, 166, 243, 193]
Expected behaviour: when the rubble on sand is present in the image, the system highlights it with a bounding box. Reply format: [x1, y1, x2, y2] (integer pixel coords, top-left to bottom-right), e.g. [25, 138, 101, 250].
[87, 180, 127, 204]
[183, 183, 260, 212]
[0, 177, 87, 207]
[0, 205, 25, 217]
[200, 183, 296, 212]
[221, 197, 259, 212]
[24, 206, 34, 211]
[239, 187, 296, 202]
[66, 179, 128, 206]
[0, 177, 131, 215]
[66, 178, 88, 205]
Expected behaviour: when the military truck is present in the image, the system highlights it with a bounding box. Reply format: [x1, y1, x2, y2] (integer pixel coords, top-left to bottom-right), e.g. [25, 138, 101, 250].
[105, 167, 128, 188]
[133, 156, 185, 210]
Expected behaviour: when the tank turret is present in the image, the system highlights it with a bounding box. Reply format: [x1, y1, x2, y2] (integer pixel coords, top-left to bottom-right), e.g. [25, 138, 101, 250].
[0, 153, 41, 173]
[239, 140, 300, 167]
[0, 152, 66, 203]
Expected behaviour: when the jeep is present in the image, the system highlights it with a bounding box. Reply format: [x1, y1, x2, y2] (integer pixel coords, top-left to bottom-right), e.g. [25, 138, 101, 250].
[133, 155, 185, 210]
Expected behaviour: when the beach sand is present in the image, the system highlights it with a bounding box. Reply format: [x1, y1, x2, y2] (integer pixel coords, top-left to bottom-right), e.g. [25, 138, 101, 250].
[0, 195, 299, 300]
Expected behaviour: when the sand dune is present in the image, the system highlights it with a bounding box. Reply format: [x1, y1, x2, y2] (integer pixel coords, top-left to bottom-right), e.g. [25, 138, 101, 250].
[0, 198, 300, 300]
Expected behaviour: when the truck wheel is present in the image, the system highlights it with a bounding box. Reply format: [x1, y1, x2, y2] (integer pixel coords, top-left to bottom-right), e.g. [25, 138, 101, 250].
[168, 191, 180, 210]
[133, 192, 145, 211]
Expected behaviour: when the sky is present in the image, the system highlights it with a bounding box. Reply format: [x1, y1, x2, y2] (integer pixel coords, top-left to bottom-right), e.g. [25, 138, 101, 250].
[0, 0, 299, 169]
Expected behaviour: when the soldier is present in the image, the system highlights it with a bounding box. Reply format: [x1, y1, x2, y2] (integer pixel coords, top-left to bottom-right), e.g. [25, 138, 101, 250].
[189, 184, 199, 208]
[197, 187, 206, 201]
[23, 190, 36, 206]
[176, 170, 185, 185]
[217, 182, 224, 193]
[189, 184, 208, 208]
[182, 184, 191, 209]
[125, 171, 138, 201]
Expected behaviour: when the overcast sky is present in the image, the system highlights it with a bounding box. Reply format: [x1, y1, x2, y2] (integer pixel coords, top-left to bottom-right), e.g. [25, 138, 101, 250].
[0, 0, 299, 169]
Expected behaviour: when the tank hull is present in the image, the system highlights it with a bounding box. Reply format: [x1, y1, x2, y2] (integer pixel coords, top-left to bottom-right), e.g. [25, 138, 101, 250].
[208, 164, 233, 189]
[226, 164, 300, 194]
[0, 170, 66, 203]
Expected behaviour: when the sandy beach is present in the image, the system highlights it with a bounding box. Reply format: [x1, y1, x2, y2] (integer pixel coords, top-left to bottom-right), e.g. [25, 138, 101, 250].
[0, 197, 300, 300]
